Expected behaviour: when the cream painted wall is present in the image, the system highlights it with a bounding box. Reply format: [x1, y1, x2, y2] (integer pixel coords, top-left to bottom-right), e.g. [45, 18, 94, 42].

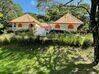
[16, 23, 30, 30]
[11, 23, 35, 31]
[51, 23, 81, 31]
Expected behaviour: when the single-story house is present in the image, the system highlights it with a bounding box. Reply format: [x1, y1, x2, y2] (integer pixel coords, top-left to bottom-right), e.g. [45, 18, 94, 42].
[34, 23, 52, 36]
[41, 23, 52, 32]
[9, 14, 41, 31]
[52, 13, 83, 31]
[9, 14, 50, 36]
[34, 24, 47, 36]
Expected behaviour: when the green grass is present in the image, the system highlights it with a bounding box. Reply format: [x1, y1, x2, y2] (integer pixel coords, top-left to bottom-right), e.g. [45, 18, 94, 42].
[0, 33, 93, 48]
[0, 33, 99, 74]
[0, 44, 99, 74]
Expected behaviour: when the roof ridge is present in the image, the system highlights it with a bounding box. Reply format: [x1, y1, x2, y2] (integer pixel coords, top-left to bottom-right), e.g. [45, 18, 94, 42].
[54, 13, 83, 24]
[10, 14, 41, 25]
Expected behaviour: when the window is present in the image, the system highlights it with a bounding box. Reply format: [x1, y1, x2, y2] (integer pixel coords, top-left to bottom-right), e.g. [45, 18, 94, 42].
[29, 24, 33, 27]
[14, 24, 16, 27]
[68, 23, 74, 29]
[55, 24, 60, 28]
[18, 23, 22, 27]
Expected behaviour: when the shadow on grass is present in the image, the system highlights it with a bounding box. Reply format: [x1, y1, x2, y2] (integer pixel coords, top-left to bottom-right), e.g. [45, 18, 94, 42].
[0, 36, 82, 49]
[0, 38, 97, 73]
[50, 63, 99, 74]
[0, 39, 54, 63]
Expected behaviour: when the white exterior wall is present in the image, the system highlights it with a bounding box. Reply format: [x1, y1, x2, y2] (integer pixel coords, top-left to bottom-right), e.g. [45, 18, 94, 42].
[34, 27, 46, 36]
[32, 24, 47, 36]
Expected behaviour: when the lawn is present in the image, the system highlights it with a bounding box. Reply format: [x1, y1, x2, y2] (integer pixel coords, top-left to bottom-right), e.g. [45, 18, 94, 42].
[0, 33, 99, 74]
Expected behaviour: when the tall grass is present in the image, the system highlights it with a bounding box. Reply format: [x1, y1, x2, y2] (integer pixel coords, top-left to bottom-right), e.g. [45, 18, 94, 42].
[47, 33, 93, 48]
[0, 33, 93, 48]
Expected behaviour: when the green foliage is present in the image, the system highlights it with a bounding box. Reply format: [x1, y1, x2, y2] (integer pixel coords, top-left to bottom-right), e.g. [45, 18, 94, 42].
[47, 33, 93, 48]
[45, 4, 89, 22]
[0, 23, 4, 34]
[0, 0, 23, 26]
[0, 23, 4, 28]
[0, 13, 3, 17]
[0, 33, 93, 48]
[0, 43, 95, 73]
[82, 23, 89, 31]
[37, 0, 89, 22]
[81, 34, 93, 49]
[0, 33, 96, 73]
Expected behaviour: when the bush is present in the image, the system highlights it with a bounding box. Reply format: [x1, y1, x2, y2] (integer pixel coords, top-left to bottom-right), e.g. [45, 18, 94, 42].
[47, 33, 93, 48]
[60, 34, 83, 47]
[10, 37, 18, 44]
[82, 39, 93, 49]
[3, 38, 10, 45]
[0, 23, 4, 34]
[0, 32, 93, 48]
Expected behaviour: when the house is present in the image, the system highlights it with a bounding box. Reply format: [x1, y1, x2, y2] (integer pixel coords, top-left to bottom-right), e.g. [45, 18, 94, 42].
[34, 23, 52, 36]
[34, 24, 47, 36]
[41, 23, 51, 33]
[9, 14, 50, 36]
[52, 13, 83, 31]
[9, 14, 41, 31]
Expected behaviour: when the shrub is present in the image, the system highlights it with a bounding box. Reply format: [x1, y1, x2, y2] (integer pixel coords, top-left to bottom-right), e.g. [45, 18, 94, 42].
[61, 34, 83, 47]
[48, 33, 93, 48]
[2, 38, 10, 45]
[10, 37, 18, 44]
[82, 39, 93, 49]
[0, 23, 4, 34]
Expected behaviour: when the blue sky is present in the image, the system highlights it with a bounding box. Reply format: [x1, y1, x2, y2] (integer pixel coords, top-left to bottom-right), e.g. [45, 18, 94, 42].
[13, 0, 45, 15]
[13, 0, 90, 15]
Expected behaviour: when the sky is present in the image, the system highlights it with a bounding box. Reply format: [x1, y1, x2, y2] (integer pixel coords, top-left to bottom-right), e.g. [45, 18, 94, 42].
[13, 0, 91, 15]
[13, 0, 45, 15]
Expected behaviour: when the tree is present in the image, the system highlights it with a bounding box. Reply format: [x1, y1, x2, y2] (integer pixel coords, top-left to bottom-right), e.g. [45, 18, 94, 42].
[37, 1, 90, 24]
[7, 4, 23, 20]
[90, 0, 99, 65]
[38, 0, 99, 66]
[45, 4, 89, 22]
[0, 0, 23, 27]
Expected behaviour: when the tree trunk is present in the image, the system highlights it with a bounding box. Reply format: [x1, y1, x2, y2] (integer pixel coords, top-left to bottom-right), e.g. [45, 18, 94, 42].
[93, 26, 99, 63]
[90, 0, 99, 65]
[95, 2, 99, 62]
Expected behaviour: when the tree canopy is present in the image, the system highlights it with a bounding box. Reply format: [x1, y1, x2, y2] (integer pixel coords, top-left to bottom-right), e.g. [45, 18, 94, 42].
[37, 0, 90, 23]
[0, 0, 23, 26]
